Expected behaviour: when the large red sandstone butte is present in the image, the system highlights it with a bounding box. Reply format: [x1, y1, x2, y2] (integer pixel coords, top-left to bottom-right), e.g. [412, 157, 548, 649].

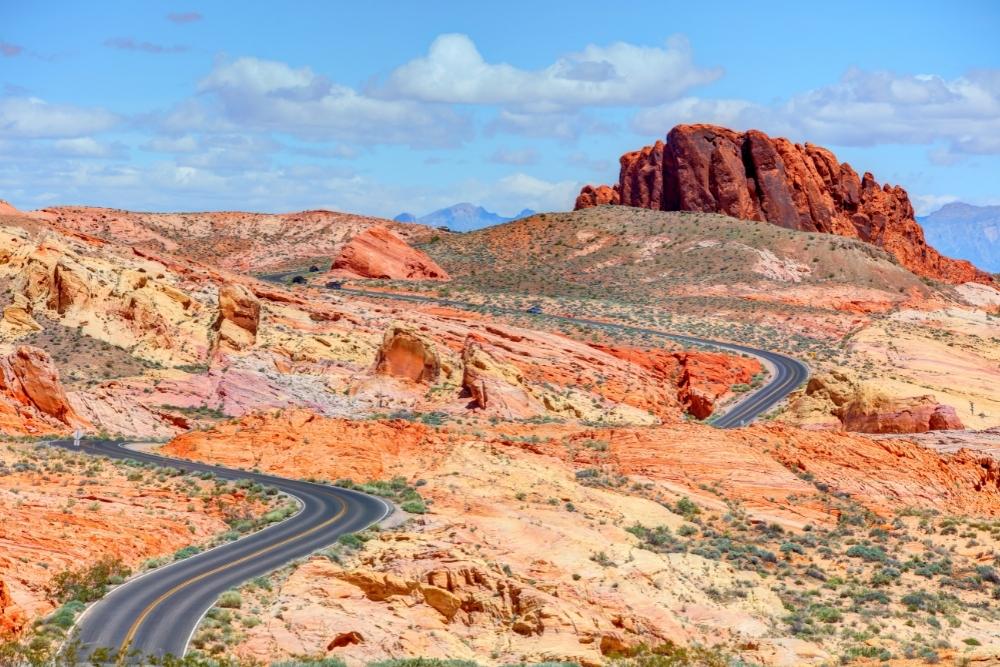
[576, 124, 990, 285]
[330, 226, 450, 281]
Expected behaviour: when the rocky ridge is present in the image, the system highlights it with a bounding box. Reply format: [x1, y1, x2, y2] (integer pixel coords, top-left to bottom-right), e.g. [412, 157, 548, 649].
[575, 124, 990, 285]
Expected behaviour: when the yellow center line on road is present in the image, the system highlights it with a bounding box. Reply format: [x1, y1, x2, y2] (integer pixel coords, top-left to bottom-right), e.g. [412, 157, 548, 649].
[119, 494, 348, 658]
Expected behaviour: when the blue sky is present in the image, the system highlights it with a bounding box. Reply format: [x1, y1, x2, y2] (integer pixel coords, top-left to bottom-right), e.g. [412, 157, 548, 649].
[1, 1, 998, 218]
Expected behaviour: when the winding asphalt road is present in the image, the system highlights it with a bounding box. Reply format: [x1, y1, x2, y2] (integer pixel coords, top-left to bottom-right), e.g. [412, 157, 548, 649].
[337, 287, 809, 428]
[52, 285, 807, 661]
[50, 439, 390, 662]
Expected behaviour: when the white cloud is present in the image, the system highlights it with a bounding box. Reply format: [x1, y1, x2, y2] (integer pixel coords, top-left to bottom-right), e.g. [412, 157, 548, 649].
[481, 173, 580, 213]
[145, 135, 199, 153]
[195, 57, 472, 147]
[52, 137, 124, 158]
[630, 69, 1000, 159]
[378, 33, 721, 112]
[0, 97, 118, 138]
[104, 37, 187, 54]
[911, 193, 960, 216]
[489, 147, 538, 165]
[632, 97, 756, 135]
[486, 110, 611, 142]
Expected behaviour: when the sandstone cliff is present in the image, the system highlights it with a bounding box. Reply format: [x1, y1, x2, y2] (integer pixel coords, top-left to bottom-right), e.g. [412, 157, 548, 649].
[576, 124, 990, 285]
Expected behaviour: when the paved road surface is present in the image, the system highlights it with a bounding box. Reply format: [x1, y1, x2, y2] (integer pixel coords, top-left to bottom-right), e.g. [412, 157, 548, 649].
[56, 286, 806, 660]
[51, 439, 390, 662]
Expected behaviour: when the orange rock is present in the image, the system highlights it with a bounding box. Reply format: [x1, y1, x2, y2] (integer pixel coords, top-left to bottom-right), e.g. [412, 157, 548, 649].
[0, 345, 85, 429]
[593, 344, 761, 419]
[790, 371, 965, 434]
[374, 325, 442, 383]
[164, 409, 438, 483]
[0, 578, 26, 636]
[840, 396, 964, 434]
[330, 226, 449, 281]
[574, 184, 620, 209]
[461, 335, 544, 418]
[215, 283, 260, 351]
[0, 442, 257, 635]
[576, 124, 992, 285]
[218, 284, 260, 336]
[327, 631, 364, 649]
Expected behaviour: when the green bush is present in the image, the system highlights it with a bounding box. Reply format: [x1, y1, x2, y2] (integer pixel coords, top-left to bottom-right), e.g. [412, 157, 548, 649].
[173, 545, 202, 561]
[846, 544, 888, 563]
[45, 600, 86, 629]
[217, 590, 242, 609]
[48, 556, 131, 603]
[401, 500, 427, 514]
[673, 497, 700, 520]
[338, 533, 366, 549]
[369, 661, 481, 667]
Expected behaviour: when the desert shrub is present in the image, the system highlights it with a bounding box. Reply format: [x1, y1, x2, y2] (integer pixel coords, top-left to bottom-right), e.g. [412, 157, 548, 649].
[673, 497, 700, 520]
[217, 590, 242, 609]
[846, 544, 888, 563]
[605, 640, 731, 666]
[368, 661, 478, 667]
[174, 545, 202, 561]
[48, 556, 131, 603]
[401, 500, 427, 514]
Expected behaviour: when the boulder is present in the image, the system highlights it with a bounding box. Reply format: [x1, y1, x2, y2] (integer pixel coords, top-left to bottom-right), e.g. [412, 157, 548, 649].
[840, 396, 964, 434]
[330, 226, 450, 281]
[574, 184, 620, 210]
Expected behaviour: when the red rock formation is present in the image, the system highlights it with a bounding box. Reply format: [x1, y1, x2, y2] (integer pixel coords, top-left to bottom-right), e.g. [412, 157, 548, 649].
[789, 372, 965, 434]
[0, 345, 83, 427]
[593, 345, 761, 419]
[330, 226, 450, 281]
[574, 184, 620, 210]
[374, 326, 441, 384]
[0, 578, 26, 636]
[576, 124, 991, 285]
[840, 396, 964, 434]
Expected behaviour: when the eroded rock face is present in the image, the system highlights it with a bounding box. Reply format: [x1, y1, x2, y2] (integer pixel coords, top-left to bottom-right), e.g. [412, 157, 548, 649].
[0, 303, 41, 338]
[461, 335, 543, 418]
[577, 124, 991, 285]
[330, 226, 450, 281]
[374, 325, 441, 383]
[574, 184, 620, 210]
[789, 370, 964, 434]
[215, 284, 260, 351]
[840, 397, 964, 434]
[0, 578, 26, 636]
[594, 345, 761, 420]
[0, 345, 82, 426]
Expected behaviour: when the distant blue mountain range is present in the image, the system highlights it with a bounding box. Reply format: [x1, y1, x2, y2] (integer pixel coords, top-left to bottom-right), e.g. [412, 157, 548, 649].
[918, 202, 1000, 273]
[394, 203, 535, 232]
